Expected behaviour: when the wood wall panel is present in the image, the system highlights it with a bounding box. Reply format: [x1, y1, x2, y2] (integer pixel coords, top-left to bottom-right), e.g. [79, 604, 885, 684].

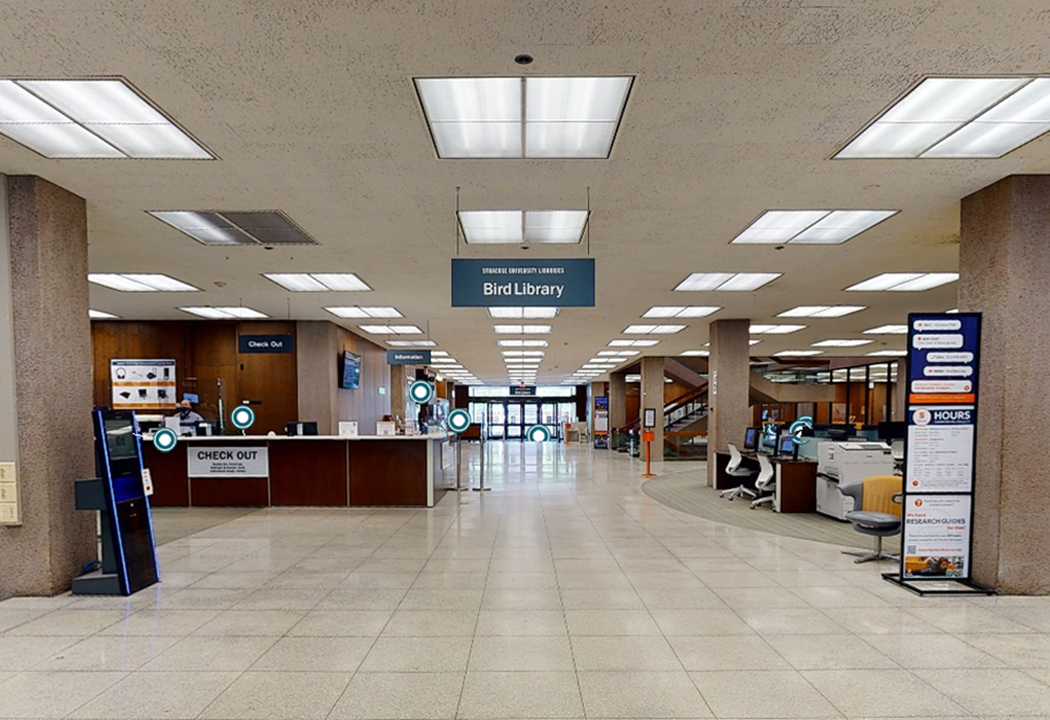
[269, 440, 348, 506]
[141, 443, 189, 507]
[91, 320, 296, 434]
[335, 326, 391, 435]
[349, 440, 428, 506]
[190, 478, 269, 507]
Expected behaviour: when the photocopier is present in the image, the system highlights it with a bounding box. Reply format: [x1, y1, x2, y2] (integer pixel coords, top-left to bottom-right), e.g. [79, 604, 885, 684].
[816, 441, 894, 520]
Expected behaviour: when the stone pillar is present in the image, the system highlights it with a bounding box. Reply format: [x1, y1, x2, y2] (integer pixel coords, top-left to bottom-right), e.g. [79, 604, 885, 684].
[296, 321, 339, 434]
[609, 371, 627, 431]
[639, 356, 664, 462]
[707, 319, 751, 487]
[960, 175, 1050, 594]
[389, 364, 414, 425]
[0, 176, 95, 597]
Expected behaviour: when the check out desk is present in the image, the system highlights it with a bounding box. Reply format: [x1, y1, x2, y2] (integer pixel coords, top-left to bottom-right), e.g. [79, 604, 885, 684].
[712, 451, 817, 513]
[142, 434, 455, 509]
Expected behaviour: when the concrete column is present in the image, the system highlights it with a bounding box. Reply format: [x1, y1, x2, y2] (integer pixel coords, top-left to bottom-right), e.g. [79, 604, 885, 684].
[0, 176, 95, 597]
[295, 321, 339, 434]
[706, 319, 751, 487]
[639, 356, 664, 462]
[960, 175, 1050, 594]
[609, 371, 627, 430]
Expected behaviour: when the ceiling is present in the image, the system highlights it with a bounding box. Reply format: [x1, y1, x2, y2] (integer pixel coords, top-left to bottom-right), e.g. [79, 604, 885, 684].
[2, 0, 1049, 383]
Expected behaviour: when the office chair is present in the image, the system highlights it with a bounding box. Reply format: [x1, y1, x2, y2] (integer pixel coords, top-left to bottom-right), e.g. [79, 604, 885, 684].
[719, 443, 759, 501]
[749, 455, 776, 510]
[838, 475, 903, 563]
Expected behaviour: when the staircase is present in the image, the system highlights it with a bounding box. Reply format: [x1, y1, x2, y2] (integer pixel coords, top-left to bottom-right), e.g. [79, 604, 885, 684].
[619, 382, 709, 459]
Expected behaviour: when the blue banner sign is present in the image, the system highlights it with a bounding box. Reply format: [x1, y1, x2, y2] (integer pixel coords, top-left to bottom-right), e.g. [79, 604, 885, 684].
[451, 259, 595, 307]
[387, 350, 432, 365]
[238, 334, 293, 354]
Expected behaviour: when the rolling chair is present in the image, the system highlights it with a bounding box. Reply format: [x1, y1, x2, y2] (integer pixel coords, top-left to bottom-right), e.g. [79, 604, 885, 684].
[838, 475, 903, 563]
[720, 443, 759, 501]
[749, 455, 776, 510]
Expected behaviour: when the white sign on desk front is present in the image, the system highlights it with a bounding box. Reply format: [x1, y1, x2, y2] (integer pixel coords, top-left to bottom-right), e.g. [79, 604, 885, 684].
[187, 446, 269, 477]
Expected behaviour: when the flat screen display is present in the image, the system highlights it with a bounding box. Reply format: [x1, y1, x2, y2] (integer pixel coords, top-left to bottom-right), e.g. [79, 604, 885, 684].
[779, 434, 796, 456]
[743, 427, 758, 451]
[341, 351, 361, 389]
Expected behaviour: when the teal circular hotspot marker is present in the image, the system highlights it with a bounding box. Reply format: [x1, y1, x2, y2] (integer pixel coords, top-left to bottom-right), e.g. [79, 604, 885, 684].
[526, 424, 552, 442]
[789, 415, 814, 445]
[231, 404, 255, 431]
[153, 427, 179, 453]
[446, 408, 471, 434]
[410, 380, 435, 405]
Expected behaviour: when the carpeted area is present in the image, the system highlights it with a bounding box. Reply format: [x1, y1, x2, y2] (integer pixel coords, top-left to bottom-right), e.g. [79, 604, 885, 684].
[151, 507, 261, 545]
[641, 462, 900, 553]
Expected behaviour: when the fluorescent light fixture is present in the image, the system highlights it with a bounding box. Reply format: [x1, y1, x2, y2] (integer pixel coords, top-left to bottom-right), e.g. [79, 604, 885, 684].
[812, 339, 874, 347]
[680, 350, 710, 357]
[149, 210, 317, 247]
[416, 76, 632, 159]
[498, 339, 549, 347]
[492, 325, 552, 334]
[432, 351, 450, 357]
[325, 307, 402, 319]
[946, 308, 960, 314]
[868, 350, 908, 356]
[778, 305, 867, 318]
[674, 272, 781, 292]
[702, 340, 761, 347]
[623, 324, 686, 335]
[88, 309, 119, 319]
[264, 273, 371, 292]
[608, 339, 660, 347]
[358, 325, 423, 335]
[642, 306, 720, 318]
[598, 350, 640, 357]
[387, 340, 437, 347]
[774, 350, 825, 357]
[459, 210, 588, 245]
[750, 324, 807, 334]
[88, 273, 199, 292]
[0, 79, 212, 159]
[487, 307, 559, 319]
[837, 77, 1050, 159]
[846, 272, 959, 292]
[731, 210, 897, 246]
[180, 306, 268, 319]
[502, 350, 545, 357]
[864, 325, 909, 334]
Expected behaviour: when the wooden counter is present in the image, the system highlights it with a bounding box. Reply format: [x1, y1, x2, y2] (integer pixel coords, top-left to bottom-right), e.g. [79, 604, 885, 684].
[142, 434, 454, 508]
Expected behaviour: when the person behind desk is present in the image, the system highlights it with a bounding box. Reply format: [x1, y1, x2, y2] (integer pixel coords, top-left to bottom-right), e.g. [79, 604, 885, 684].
[172, 399, 204, 433]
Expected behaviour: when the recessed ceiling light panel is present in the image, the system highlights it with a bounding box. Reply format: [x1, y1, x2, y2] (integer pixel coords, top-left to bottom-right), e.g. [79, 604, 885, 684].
[777, 305, 867, 318]
[264, 273, 371, 292]
[88, 273, 199, 292]
[674, 273, 781, 292]
[749, 324, 807, 334]
[811, 339, 874, 347]
[846, 273, 958, 292]
[863, 325, 909, 334]
[180, 306, 268, 319]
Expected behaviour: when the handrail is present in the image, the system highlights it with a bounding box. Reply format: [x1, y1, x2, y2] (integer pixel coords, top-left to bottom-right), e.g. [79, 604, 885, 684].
[622, 380, 708, 431]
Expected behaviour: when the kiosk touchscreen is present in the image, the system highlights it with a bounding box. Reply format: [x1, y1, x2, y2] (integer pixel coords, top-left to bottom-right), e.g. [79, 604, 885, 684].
[88, 409, 160, 595]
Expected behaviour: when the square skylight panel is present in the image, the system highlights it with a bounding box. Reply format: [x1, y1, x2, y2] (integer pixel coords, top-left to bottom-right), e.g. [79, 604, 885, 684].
[264, 273, 371, 292]
[674, 273, 781, 291]
[836, 77, 1050, 159]
[0, 79, 212, 159]
[88, 273, 199, 292]
[416, 76, 632, 159]
[180, 306, 268, 319]
[864, 325, 908, 334]
[777, 305, 867, 318]
[487, 307, 560, 319]
[750, 324, 807, 334]
[846, 273, 958, 291]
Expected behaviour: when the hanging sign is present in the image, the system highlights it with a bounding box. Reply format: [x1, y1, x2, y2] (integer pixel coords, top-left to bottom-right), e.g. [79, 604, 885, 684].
[451, 259, 595, 307]
[509, 385, 536, 396]
[898, 312, 986, 593]
[387, 350, 431, 365]
[238, 335, 293, 354]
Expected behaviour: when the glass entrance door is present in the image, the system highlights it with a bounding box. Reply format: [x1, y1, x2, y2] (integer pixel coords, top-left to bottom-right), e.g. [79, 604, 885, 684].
[506, 402, 523, 439]
[488, 402, 505, 439]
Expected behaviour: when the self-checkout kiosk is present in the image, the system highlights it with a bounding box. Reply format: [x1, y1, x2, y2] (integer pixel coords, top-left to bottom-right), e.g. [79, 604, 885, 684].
[73, 409, 160, 595]
[816, 441, 894, 520]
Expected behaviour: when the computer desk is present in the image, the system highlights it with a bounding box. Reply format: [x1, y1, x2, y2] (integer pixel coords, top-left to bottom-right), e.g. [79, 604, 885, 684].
[736, 451, 818, 513]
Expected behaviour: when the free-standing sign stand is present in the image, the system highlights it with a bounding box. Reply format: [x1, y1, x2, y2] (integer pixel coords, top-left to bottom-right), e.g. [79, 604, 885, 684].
[641, 408, 657, 479]
[883, 313, 993, 596]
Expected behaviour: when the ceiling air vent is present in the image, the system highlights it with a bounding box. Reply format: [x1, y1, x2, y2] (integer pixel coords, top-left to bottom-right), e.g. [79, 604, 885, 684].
[148, 210, 319, 246]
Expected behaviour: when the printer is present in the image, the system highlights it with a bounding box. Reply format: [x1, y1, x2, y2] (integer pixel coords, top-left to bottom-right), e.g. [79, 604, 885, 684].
[816, 441, 894, 520]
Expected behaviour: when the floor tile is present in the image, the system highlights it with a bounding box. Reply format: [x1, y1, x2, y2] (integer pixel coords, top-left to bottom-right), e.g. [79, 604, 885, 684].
[382, 609, 478, 636]
[5, 609, 124, 636]
[249, 636, 374, 671]
[914, 667, 1050, 716]
[193, 609, 306, 636]
[475, 609, 567, 635]
[860, 633, 1008, 669]
[959, 632, 1050, 668]
[804, 668, 969, 717]
[287, 609, 392, 636]
[329, 672, 463, 719]
[70, 670, 238, 719]
[315, 587, 407, 611]
[359, 636, 473, 672]
[764, 633, 899, 670]
[650, 607, 755, 636]
[0, 671, 125, 718]
[691, 669, 840, 718]
[96, 608, 219, 636]
[199, 671, 350, 719]
[458, 671, 584, 719]
[564, 608, 662, 635]
[738, 607, 848, 635]
[140, 635, 278, 672]
[560, 587, 644, 610]
[577, 670, 712, 718]
[34, 635, 180, 672]
[667, 634, 791, 671]
[0, 635, 80, 671]
[469, 635, 575, 671]
[571, 635, 683, 671]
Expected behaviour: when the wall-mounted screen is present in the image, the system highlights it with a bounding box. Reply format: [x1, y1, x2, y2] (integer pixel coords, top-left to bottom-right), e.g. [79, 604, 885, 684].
[341, 351, 361, 389]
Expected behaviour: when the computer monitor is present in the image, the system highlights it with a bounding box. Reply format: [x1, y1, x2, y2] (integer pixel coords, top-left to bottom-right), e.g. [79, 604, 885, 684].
[878, 421, 907, 441]
[758, 426, 779, 454]
[778, 433, 798, 459]
[743, 427, 758, 451]
[286, 421, 319, 436]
